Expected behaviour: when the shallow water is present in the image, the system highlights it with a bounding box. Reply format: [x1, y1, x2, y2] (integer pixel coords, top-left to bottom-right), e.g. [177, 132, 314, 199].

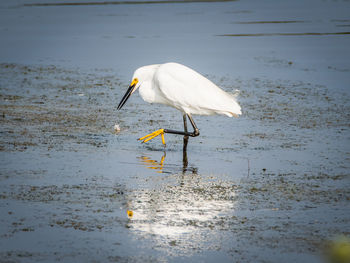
[0, 0, 350, 262]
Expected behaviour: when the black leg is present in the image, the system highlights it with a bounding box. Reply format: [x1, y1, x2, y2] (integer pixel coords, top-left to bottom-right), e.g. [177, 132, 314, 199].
[183, 114, 189, 158]
[182, 139, 188, 172]
[164, 113, 200, 137]
[183, 114, 188, 133]
[187, 114, 200, 136]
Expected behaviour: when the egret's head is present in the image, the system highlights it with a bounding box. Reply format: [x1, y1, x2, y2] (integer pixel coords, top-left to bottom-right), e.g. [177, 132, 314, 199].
[117, 77, 140, 110]
[117, 65, 158, 110]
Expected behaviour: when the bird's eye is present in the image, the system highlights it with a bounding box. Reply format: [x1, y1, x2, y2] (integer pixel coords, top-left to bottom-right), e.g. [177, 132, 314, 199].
[134, 78, 138, 82]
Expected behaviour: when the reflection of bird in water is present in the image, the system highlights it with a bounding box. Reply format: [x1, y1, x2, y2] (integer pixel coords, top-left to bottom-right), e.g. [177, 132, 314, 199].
[138, 150, 197, 175]
[118, 62, 241, 145]
[138, 155, 166, 173]
[138, 138, 197, 175]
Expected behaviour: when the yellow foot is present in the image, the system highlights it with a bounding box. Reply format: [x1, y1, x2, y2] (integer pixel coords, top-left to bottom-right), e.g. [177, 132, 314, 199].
[138, 129, 166, 145]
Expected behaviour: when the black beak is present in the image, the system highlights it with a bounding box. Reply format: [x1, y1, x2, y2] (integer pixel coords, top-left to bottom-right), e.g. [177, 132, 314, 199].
[117, 84, 135, 110]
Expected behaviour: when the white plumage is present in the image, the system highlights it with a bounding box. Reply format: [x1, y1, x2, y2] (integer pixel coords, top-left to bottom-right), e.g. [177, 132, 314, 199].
[135, 62, 241, 117]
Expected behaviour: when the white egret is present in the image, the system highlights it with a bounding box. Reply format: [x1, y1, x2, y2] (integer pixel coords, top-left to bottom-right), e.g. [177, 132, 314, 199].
[117, 62, 241, 145]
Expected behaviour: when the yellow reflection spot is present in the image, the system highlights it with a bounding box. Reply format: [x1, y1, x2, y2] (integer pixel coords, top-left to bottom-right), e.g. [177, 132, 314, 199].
[138, 154, 166, 173]
[127, 210, 133, 218]
[328, 236, 350, 263]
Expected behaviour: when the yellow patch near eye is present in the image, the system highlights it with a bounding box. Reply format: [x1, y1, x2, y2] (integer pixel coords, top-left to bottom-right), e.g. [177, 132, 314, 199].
[130, 78, 138, 86]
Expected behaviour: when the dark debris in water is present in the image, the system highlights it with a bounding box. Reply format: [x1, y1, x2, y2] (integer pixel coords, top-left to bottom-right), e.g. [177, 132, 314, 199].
[240, 78, 350, 130]
[0, 63, 124, 152]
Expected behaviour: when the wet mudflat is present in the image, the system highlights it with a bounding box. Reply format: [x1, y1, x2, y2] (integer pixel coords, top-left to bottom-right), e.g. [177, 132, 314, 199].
[1, 0, 350, 262]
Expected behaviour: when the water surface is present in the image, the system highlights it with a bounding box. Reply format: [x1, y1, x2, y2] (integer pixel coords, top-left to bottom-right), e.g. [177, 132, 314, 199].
[0, 0, 350, 262]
